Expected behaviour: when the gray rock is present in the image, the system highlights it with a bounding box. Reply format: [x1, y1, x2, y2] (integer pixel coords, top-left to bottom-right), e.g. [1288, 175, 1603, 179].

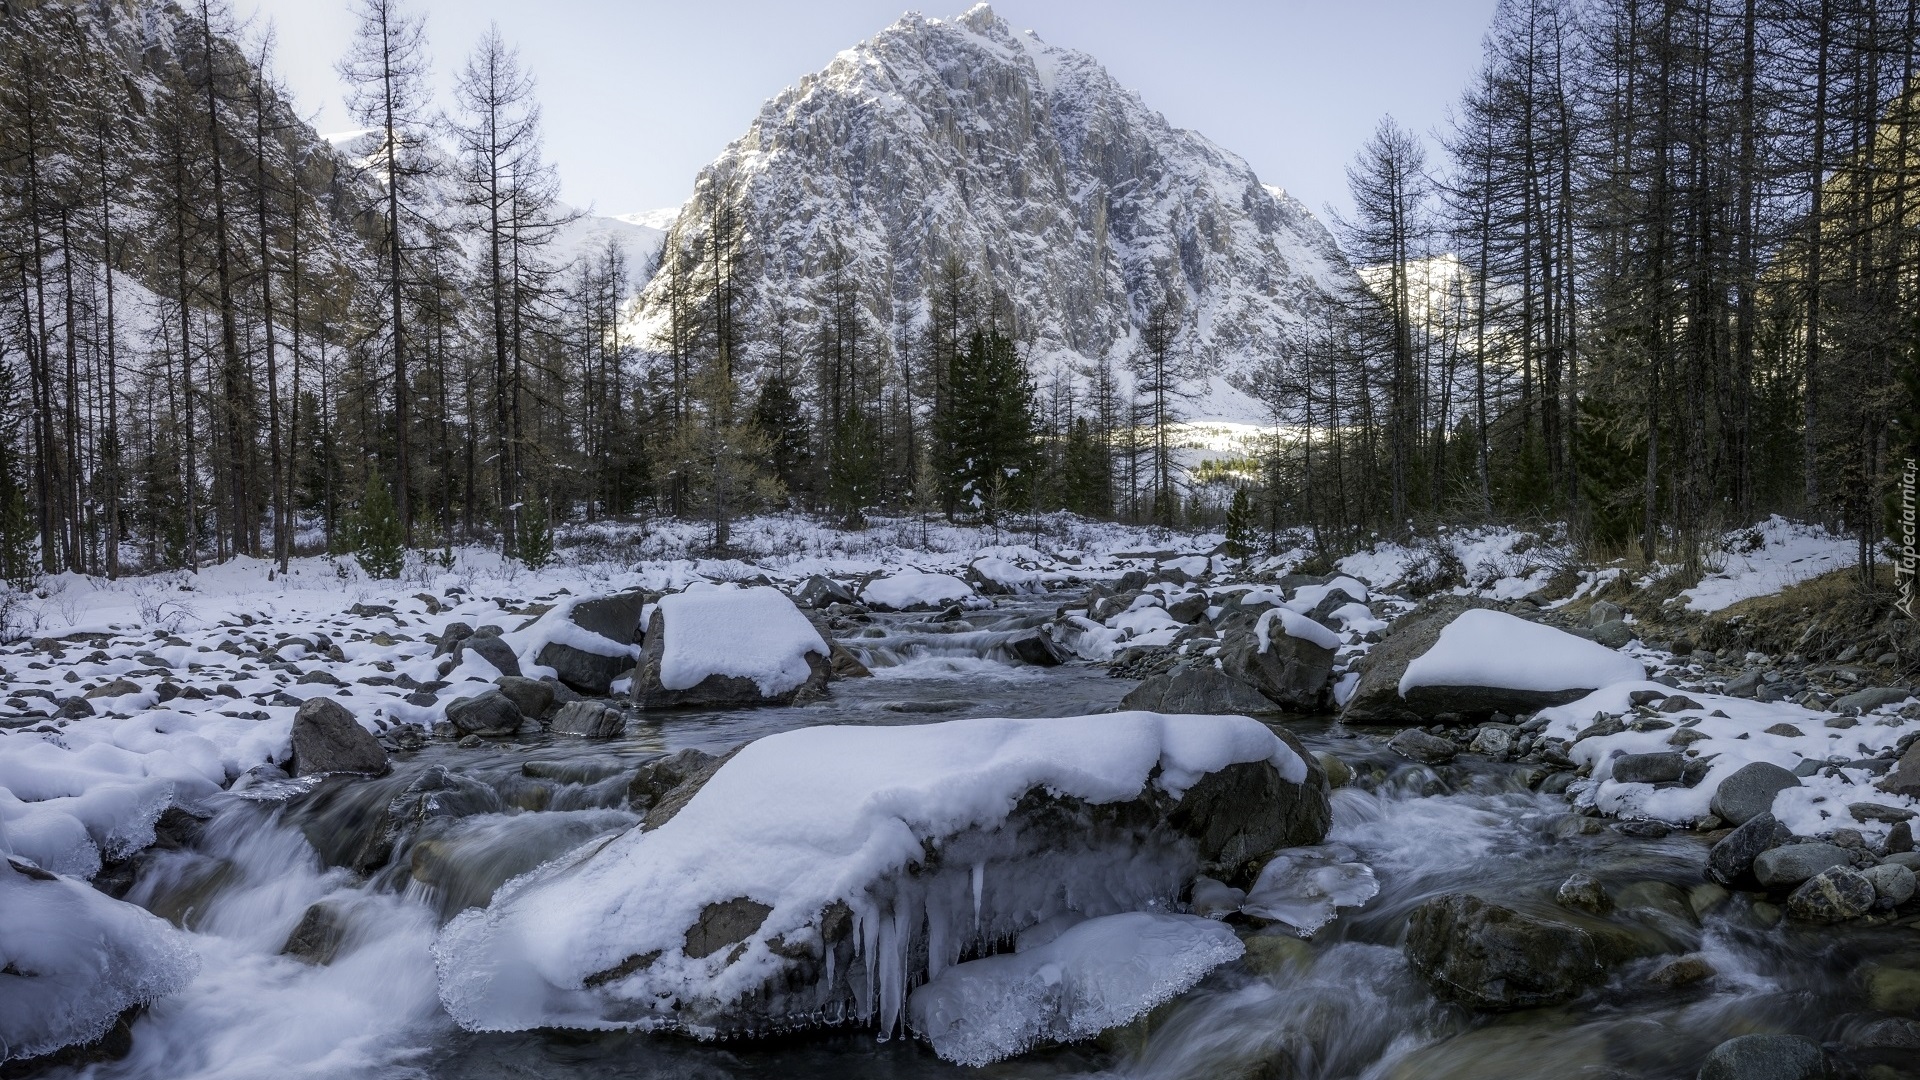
[1786, 866, 1876, 921]
[1555, 872, 1611, 915]
[1696, 1034, 1828, 1080]
[1647, 952, 1716, 989]
[1753, 843, 1853, 889]
[1847, 802, 1913, 824]
[1878, 741, 1920, 799]
[1611, 751, 1685, 785]
[281, 901, 348, 965]
[1588, 600, 1623, 627]
[1119, 666, 1277, 715]
[1468, 724, 1515, 758]
[568, 591, 648, 646]
[288, 698, 389, 777]
[434, 622, 474, 657]
[1863, 862, 1916, 906]
[1592, 620, 1636, 649]
[445, 690, 524, 737]
[1004, 631, 1065, 666]
[84, 678, 142, 699]
[685, 897, 774, 959]
[628, 748, 724, 816]
[1710, 762, 1801, 825]
[1723, 670, 1766, 698]
[1403, 894, 1607, 1010]
[1708, 812, 1793, 887]
[536, 641, 633, 697]
[796, 575, 858, 608]
[549, 700, 626, 738]
[494, 675, 555, 720]
[459, 633, 521, 678]
[1215, 624, 1334, 710]
[1832, 686, 1912, 715]
[1165, 593, 1210, 624]
[1388, 728, 1457, 765]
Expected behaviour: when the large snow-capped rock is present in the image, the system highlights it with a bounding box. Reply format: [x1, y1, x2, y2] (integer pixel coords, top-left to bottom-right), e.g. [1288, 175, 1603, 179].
[432, 712, 1330, 1041]
[632, 586, 831, 708]
[1343, 605, 1647, 723]
[631, 4, 1355, 422]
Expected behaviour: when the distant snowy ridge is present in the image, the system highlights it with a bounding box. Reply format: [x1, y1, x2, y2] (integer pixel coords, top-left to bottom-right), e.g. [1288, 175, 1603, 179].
[630, 4, 1356, 423]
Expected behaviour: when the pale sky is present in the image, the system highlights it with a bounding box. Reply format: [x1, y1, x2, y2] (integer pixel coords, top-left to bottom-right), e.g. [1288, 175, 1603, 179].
[236, 0, 1498, 224]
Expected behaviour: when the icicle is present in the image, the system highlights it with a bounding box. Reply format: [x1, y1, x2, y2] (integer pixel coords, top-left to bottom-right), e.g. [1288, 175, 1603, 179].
[971, 861, 984, 931]
[858, 904, 878, 1023]
[926, 886, 948, 982]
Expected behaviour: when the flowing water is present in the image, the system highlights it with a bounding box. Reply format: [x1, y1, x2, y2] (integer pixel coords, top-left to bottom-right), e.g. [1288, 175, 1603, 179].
[49, 597, 1920, 1080]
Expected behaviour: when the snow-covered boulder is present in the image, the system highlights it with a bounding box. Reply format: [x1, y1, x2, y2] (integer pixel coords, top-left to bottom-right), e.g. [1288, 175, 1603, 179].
[860, 570, 975, 612]
[967, 557, 1044, 596]
[1217, 607, 1341, 710]
[1343, 602, 1644, 723]
[631, 586, 830, 709]
[0, 857, 199, 1066]
[433, 712, 1330, 1042]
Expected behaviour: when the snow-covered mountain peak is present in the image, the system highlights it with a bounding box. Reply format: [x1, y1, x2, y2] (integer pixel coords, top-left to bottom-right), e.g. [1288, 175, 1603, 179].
[632, 5, 1357, 423]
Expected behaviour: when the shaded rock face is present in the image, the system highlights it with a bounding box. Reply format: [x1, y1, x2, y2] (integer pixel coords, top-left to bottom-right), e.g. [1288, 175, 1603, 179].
[627, 748, 731, 828]
[445, 690, 524, 737]
[568, 592, 648, 646]
[1216, 628, 1334, 710]
[494, 676, 555, 721]
[1707, 812, 1793, 887]
[631, 610, 830, 709]
[458, 634, 520, 678]
[1120, 666, 1277, 715]
[630, 5, 1354, 423]
[1404, 894, 1609, 1011]
[1340, 597, 1499, 724]
[1880, 741, 1920, 799]
[579, 745, 1332, 1035]
[536, 642, 632, 697]
[288, 699, 389, 777]
[550, 701, 626, 738]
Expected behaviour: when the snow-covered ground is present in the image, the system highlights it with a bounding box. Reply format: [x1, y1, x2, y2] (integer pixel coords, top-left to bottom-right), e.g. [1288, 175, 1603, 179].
[1678, 515, 1862, 613]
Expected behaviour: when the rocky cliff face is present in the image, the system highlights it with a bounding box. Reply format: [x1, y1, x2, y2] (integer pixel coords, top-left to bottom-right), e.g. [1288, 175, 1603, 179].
[631, 4, 1356, 422]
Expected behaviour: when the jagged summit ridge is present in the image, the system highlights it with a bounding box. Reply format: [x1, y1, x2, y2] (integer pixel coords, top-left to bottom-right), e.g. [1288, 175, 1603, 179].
[634, 6, 1355, 423]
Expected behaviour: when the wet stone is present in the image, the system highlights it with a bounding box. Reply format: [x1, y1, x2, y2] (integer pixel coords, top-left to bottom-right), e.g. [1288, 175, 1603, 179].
[1555, 872, 1611, 915]
[1786, 866, 1877, 922]
[1696, 1034, 1828, 1080]
[1754, 843, 1853, 889]
[1388, 729, 1457, 765]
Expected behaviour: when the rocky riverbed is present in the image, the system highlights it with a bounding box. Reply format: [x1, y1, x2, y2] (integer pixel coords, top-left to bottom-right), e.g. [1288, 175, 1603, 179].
[3, 529, 1919, 1080]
